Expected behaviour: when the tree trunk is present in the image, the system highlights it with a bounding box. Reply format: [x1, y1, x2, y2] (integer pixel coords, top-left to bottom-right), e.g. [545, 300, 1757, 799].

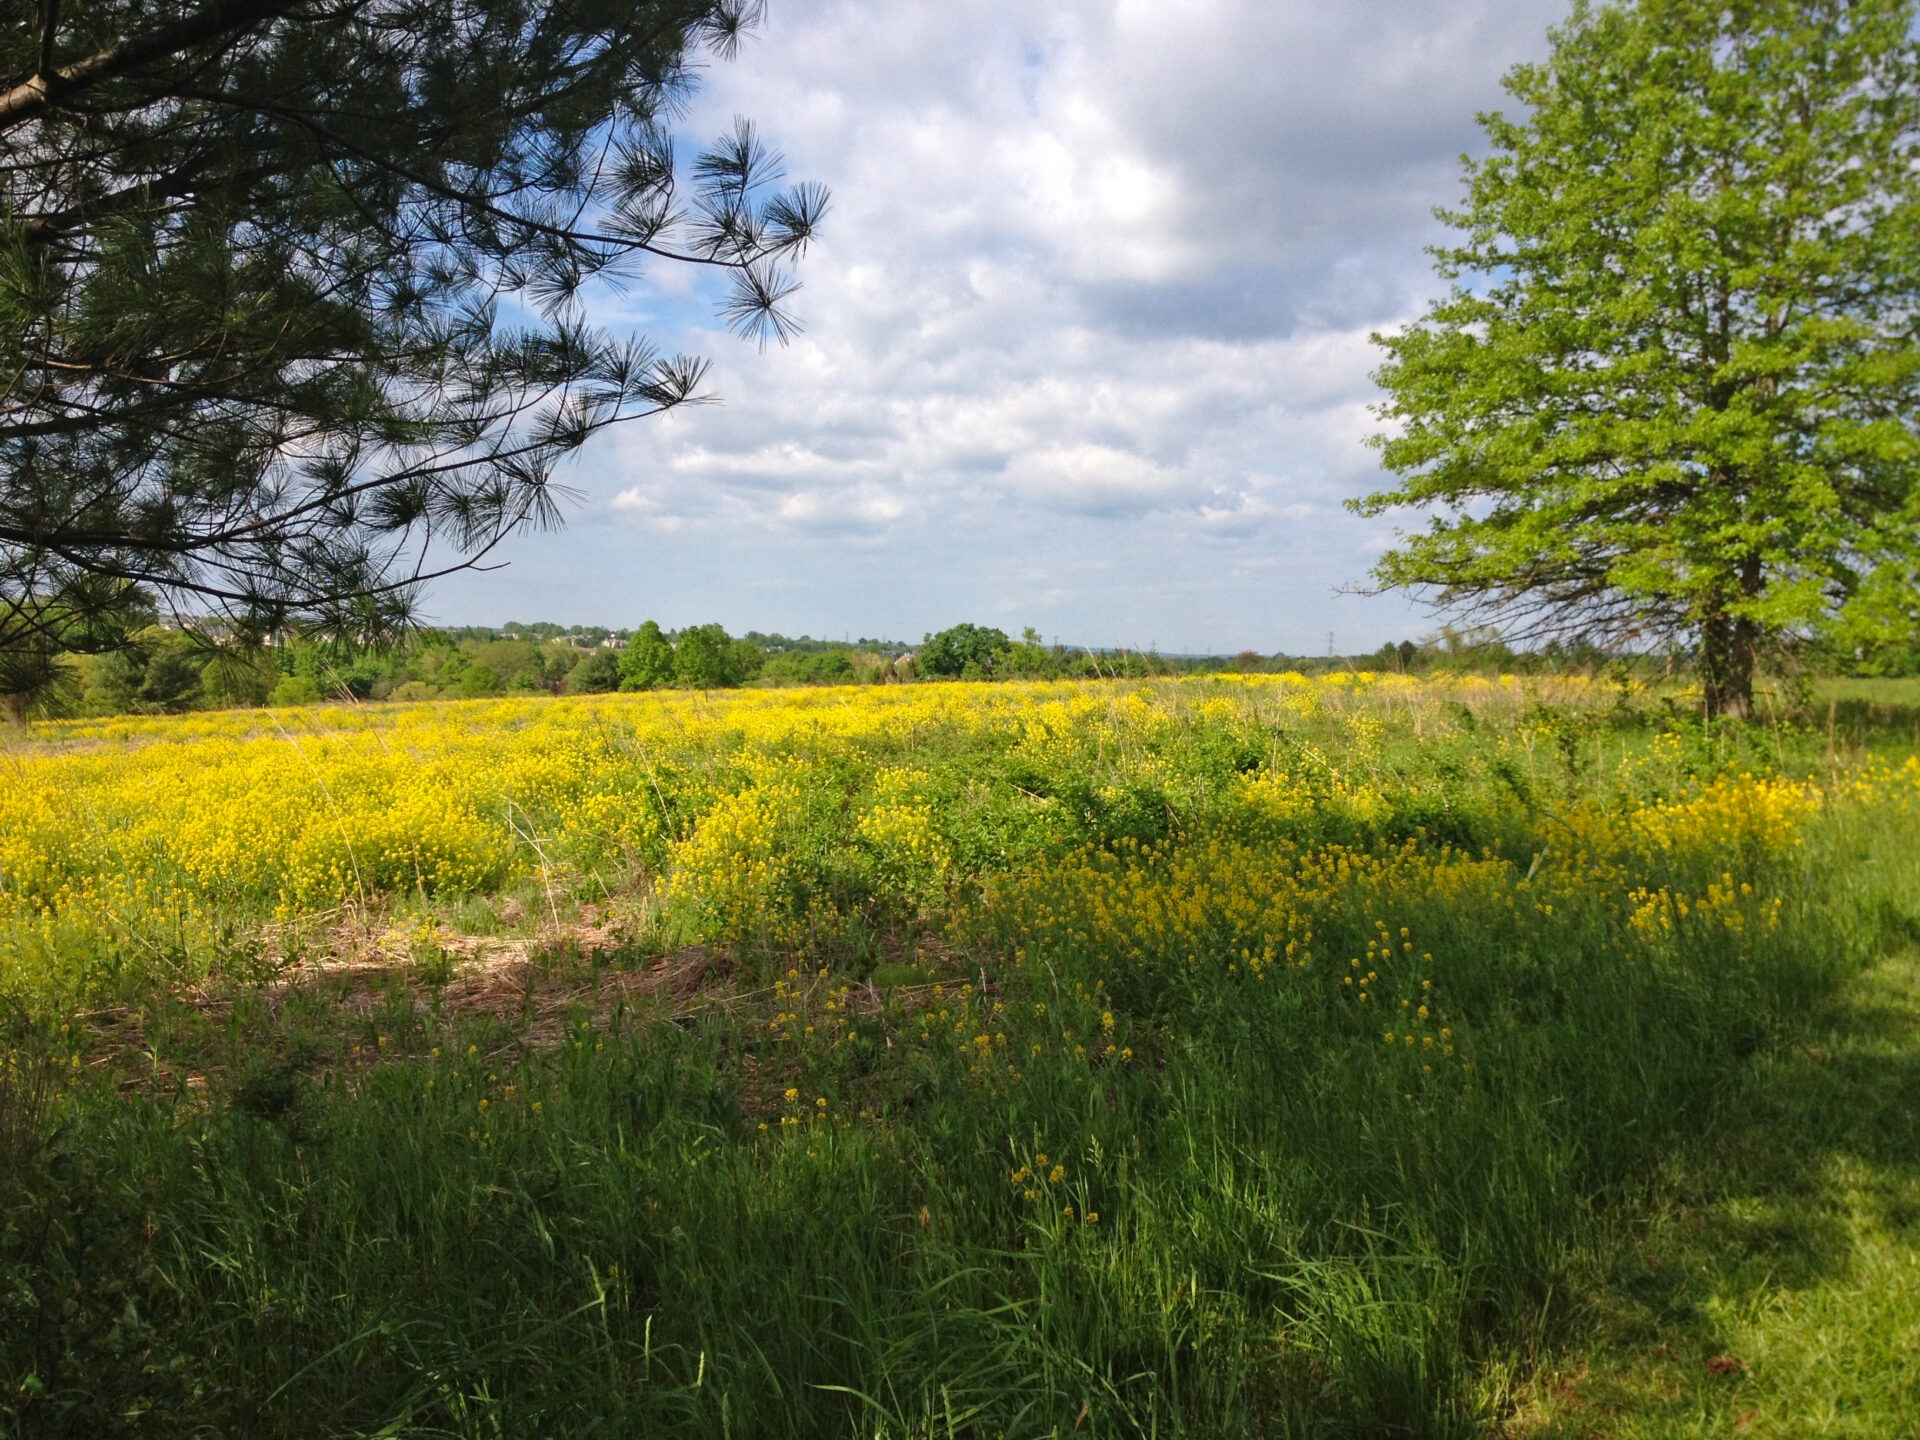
[1699, 612, 1757, 719]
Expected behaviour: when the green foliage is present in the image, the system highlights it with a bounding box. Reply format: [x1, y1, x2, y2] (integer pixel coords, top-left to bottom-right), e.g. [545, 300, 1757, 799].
[921, 622, 1012, 678]
[457, 664, 500, 699]
[1358, 0, 1920, 716]
[567, 650, 623, 694]
[268, 674, 323, 708]
[469, 639, 564, 694]
[131, 636, 204, 713]
[0, 584, 153, 720]
[672, 623, 753, 688]
[1826, 558, 1920, 676]
[200, 653, 277, 710]
[0, 0, 823, 667]
[731, 638, 768, 685]
[1005, 626, 1052, 676]
[615, 621, 767, 691]
[758, 647, 856, 685]
[619, 621, 677, 691]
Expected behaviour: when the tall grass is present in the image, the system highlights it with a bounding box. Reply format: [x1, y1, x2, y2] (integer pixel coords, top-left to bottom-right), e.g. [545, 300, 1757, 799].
[2, 679, 1916, 1436]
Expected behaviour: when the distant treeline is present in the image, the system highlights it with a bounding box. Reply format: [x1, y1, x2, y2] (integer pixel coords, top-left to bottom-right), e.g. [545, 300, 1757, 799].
[21, 618, 1908, 720]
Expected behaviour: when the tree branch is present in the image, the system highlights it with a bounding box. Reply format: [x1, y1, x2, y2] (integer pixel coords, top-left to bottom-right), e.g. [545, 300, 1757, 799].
[38, 0, 61, 80]
[0, 0, 306, 129]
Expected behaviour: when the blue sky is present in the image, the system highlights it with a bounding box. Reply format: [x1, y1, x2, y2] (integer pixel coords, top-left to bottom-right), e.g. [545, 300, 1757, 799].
[429, 0, 1567, 654]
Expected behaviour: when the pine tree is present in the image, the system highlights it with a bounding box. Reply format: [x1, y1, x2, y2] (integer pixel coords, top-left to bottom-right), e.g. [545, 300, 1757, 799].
[0, 0, 824, 688]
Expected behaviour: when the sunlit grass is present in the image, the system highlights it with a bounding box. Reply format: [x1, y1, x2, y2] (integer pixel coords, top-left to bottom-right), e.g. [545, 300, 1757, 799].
[2, 674, 1916, 1436]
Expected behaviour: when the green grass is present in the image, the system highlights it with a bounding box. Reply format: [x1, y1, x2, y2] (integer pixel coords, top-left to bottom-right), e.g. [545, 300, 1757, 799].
[1518, 955, 1920, 1438]
[3, 693, 1918, 1437]
[1802, 677, 1920, 755]
[1519, 798, 1920, 1438]
[1812, 675, 1920, 708]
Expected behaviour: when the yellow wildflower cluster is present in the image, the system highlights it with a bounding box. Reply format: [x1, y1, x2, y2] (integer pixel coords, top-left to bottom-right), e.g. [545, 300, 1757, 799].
[1615, 772, 1823, 861]
[2, 678, 1908, 1019]
[962, 754, 1919, 1099]
[0, 675, 1509, 962]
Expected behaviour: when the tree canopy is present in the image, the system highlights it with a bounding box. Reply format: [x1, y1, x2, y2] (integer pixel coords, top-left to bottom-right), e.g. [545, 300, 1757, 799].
[1356, 0, 1920, 716]
[618, 620, 676, 690]
[670, 621, 759, 688]
[919, 623, 1010, 679]
[0, 0, 824, 690]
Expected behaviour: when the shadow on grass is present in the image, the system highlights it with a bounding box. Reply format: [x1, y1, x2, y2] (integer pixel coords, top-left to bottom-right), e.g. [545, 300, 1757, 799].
[1523, 945, 1920, 1439]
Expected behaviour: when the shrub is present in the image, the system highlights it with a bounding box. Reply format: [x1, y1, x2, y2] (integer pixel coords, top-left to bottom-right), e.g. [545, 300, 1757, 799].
[457, 664, 499, 698]
[921, 622, 1011, 678]
[268, 674, 323, 706]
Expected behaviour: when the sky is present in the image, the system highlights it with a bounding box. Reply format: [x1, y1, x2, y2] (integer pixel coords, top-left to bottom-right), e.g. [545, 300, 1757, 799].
[429, 0, 1569, 655]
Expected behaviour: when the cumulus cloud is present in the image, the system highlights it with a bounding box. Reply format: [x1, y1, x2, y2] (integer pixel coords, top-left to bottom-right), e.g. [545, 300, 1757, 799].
[432, 0, 1566, 652]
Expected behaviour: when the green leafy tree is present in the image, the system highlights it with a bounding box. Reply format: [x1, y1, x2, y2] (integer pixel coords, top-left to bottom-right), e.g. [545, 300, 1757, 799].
[0, 581, 138, 720]
[458, 664, 500, 699]
[201, 652, 277, 708]
[1005, 627, 1054, 677]
[433, 650, 471, 690]
[67, 650, 139, 715]
[734, 639, 767, 683]
[0, 0, 824, 692]
[619, 621, 676, 690]
[567, 650, 622, 693]
[1356, 0, 1920, 716]
[760, 647, 853, 685]
[673, 622, 739, 688]
[471, 639, 547, 692]
[920, 623, 1011, 679]
[1828, 559, 1920, 674]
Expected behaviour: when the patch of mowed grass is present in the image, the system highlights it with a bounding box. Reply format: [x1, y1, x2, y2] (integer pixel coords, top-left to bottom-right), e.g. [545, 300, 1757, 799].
[2, 683, 1917, 1437]
[1813, 675, 1920, 711]
[1516, 787, 1920, 1440]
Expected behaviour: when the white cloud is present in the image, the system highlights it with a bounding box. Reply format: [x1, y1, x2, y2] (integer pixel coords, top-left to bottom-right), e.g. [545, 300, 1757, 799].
[432, 0, 1566, 652]
[1004, 444, 1181, 516]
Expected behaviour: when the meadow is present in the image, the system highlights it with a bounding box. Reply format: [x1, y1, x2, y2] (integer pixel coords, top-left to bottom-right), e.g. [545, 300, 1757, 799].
[2, 674, 1917, 1437]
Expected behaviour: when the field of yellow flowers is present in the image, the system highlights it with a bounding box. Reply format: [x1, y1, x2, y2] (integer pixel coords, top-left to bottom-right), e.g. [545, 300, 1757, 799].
[3, 675, 1918, 1438]
[0, 671, 1843, 1008]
